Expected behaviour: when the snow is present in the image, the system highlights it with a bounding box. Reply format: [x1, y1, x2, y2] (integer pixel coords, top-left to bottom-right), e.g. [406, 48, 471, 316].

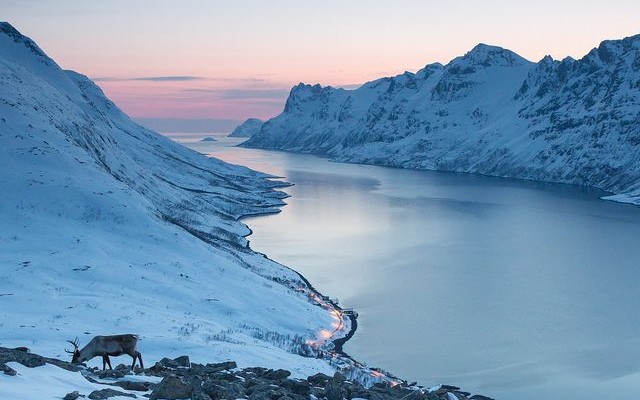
[243, 34, 640, 205]
[427, 384, 442, 392]
[446, 392, 459, 400]
[0, 21, 346, 382]
[0, 362, 140, 400]
[228, 118, 263, 138]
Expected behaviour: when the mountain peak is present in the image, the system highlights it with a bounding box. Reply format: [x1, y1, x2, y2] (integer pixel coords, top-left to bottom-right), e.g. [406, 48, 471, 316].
[0, 21, 18, 34]
[581, 33, 640, 65]
[0, 21, 52, 62]
[450, 43, 531, 68]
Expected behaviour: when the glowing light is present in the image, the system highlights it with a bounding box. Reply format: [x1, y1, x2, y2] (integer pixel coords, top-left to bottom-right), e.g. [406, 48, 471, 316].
[318, 330, 332, 340]
[370, 370, 384, 378]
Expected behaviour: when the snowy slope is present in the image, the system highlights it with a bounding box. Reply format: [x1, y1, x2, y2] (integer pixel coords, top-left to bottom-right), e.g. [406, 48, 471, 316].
[243, 37, 640, 205]
[228, 118, 263, 137]
[0, 22, 346, 376]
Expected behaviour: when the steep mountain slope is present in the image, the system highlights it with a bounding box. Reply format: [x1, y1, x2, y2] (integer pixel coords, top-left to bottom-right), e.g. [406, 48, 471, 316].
[0, 22, 345, 374]
[244, 37, 640, 205]
[228, 118, 263, 137]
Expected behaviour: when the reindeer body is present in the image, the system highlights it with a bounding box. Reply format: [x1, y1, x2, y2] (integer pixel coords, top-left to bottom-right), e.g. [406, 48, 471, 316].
[68, 334, 143, 370]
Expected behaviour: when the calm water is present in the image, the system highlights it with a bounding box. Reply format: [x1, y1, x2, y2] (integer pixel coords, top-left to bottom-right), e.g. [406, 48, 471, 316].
[174, 133, 640, 400]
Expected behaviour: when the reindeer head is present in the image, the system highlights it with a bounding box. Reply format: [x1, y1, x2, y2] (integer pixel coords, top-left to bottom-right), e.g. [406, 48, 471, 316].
[65, 337, 80, 363]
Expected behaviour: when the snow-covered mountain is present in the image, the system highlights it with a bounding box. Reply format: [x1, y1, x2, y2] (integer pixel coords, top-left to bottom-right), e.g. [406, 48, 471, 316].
[0, 22, 346, 375]
[228, 118, 263, 137]
[243, 36, 640, 205]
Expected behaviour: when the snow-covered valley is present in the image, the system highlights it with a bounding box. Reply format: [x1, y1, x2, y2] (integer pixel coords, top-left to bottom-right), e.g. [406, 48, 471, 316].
[243, 35, 640, 205]
[0, 21, 346, 378]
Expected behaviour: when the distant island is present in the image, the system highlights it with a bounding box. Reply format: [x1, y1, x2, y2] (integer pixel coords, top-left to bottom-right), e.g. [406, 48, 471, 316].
[228, 118, 263, 138]
[200, 136, 217, 142]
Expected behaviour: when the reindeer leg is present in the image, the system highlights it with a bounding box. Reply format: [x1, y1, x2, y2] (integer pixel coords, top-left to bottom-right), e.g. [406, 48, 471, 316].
[102, 354, 108, 370]
[130, 351, 143, 370]
[136, 351, 143, 369]
[105, 355, 112, 370]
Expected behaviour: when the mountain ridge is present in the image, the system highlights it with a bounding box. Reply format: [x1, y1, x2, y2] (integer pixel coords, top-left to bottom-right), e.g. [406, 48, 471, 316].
[0, 21, 346, 377]
[243, 33, 640, 205]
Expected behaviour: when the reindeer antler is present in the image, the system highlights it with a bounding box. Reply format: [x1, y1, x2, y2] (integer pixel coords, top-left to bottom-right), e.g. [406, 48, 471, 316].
[65, 336, 79, 353]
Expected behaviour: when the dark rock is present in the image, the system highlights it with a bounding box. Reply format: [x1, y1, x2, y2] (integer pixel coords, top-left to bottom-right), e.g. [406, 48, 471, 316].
[0, 346, 45, 367]
[88, 388, 135, 399]
[0, 345, 81, 371]
[63, 391, 81, 400]
[307, 372, 331, 386]
[210, 371, 241, 382]
[202, 377, 244, 399]
[310, 386, 326, 398]
[202, 379, 228, 399]
[202, 361, 237, 374]
[280, 378, 311, 396]
[262, 368, 291, 380]
[325, 380, 347, 400]
[191, 390, 213, 400]
[243, 366, 269, 376]
[92, 368, 128, 379]
[112, 380, 151, 391]
[152, 355, 194, 372]
[173, 355, 191, 367]
[346, 388, 379, 400]
[150, 375, 193, 400]
[1, 362, 17, 376]
[246, 382, 291, 400]
[152, 357, 179, 371]
[469, 396, 495, 400]
[332, 372, 347, 382]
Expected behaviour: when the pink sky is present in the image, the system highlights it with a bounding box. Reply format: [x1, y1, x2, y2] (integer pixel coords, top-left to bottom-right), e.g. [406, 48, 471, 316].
[3, 0, 640, 123]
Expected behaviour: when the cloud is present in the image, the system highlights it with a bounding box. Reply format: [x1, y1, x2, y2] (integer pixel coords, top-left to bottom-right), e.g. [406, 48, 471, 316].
[129, 76, 204, 82]
[93, 76, 271, 83]
[94, 75, 204, 82]
[181, 88, 291, 101]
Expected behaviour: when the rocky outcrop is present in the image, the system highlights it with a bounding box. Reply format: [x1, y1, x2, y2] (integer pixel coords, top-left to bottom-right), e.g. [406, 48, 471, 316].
[0, 346, 80, 373]
[1, 347, 490, 400]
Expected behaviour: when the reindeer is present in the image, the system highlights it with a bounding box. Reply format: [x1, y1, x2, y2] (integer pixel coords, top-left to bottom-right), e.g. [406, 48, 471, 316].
[66, 334, 143, 370]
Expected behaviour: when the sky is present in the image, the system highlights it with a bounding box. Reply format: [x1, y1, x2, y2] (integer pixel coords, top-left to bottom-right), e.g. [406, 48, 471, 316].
[2, 0, 640, 130]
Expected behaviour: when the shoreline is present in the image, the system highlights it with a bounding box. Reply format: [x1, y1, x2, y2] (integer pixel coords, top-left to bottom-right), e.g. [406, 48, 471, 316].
[236, 183, 409, 389]
[238, 201, 359, 353]
[184, 136, 488, 395]
[238, 141, 640, 208]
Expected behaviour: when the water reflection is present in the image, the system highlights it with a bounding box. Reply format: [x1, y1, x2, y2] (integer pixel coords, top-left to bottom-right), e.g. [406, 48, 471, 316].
[172, 133, 640, 400]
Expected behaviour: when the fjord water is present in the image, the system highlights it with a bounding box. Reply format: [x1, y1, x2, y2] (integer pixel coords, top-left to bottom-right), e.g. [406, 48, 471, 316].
[175, 134, 640, 400]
